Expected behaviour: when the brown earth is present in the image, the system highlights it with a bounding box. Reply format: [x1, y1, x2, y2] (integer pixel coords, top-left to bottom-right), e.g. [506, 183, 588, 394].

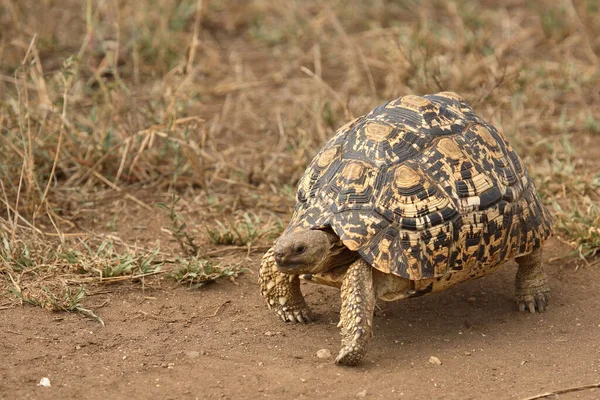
[2, 220, 600, 400]
[2, 1, 600, 399]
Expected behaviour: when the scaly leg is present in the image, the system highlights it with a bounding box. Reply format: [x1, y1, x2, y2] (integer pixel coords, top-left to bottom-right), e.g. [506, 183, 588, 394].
[515, 247, 550, 313]
[258, 247, 312, 323]
[335, 258, 376, 366]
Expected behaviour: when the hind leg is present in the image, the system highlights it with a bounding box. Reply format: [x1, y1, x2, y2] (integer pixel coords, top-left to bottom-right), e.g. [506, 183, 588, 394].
[515, 247, 550, 313]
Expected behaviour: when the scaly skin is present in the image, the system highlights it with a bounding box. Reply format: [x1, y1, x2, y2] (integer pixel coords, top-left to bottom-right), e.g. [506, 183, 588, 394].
[515, 248, 550, 313]
[258, 247, 312, 323]
[335, 259, 376, 366]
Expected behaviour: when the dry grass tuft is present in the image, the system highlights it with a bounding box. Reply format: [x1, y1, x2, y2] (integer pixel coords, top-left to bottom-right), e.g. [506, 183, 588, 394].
[168, 257, 247, 289]
[11, 284, 104, 325]
[1, 0, 599, 318]
[206, 211, 282, 246]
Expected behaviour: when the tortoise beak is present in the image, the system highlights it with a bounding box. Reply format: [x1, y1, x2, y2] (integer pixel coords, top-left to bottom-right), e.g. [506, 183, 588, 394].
[274, 252, 305, 273]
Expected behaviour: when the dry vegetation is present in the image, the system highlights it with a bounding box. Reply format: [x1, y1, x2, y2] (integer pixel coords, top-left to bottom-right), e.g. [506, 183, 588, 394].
[1, 0, 599, 320]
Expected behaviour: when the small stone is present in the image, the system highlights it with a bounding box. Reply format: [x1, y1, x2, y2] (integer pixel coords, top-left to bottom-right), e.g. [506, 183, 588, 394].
[467, 296, 476, 303]
[316, 349, 332, 359]
[464, 351, 472, 356]
[185, 351, 200, 359]
[38, 377, 51, 387]
[520, 360, 527, 366]
[356, 389, 368, 397]
[428, 356, 442, 365]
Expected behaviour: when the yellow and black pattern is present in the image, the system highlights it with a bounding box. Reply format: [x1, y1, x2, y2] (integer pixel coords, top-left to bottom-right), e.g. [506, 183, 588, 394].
[286, 92, 553, 281]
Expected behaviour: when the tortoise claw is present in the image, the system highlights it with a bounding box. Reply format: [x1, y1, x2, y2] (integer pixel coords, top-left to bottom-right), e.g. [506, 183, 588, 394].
[277, 306, 312, 323]
[535, 292, 548, 312]
[516, 290, 549, 314]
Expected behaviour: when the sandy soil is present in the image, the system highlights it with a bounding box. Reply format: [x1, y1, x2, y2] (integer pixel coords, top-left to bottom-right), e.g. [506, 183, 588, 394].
[2, 233, 599, 400]
[2, 2, 600, 399]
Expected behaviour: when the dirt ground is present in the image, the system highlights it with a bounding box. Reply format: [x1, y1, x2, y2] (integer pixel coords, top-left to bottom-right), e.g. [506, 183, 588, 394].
[2, 1, 600, 399]
[2, 222, 600, 400]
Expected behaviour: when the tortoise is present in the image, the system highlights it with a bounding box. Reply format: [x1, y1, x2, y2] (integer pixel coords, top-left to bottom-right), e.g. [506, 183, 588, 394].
[258, 92, 553, 366]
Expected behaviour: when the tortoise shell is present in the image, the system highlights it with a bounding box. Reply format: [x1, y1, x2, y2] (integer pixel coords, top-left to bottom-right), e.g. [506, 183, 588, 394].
[285, 92, 553, 280]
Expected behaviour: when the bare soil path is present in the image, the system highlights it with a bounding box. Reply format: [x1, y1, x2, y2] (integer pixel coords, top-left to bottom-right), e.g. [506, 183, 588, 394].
[2, 238, 599, 400]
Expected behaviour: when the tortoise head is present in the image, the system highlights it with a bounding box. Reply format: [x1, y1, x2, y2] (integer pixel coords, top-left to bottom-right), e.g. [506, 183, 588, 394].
[273, 228, 357, 274]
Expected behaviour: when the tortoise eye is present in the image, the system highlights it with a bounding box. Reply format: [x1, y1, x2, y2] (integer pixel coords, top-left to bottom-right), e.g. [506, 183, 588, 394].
[294, 244, 307, 254]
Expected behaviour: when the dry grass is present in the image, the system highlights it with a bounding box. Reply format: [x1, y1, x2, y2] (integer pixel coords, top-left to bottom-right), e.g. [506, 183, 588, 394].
[168, 257, 247, 289]
[1, 0, 599, 318]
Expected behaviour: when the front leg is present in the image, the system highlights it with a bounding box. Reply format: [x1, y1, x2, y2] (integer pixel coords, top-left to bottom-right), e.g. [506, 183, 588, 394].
[258, 247, 312, 323]
[335, 258, 376, 366]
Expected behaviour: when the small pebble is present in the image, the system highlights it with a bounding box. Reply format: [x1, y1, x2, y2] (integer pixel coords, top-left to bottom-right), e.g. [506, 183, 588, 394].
[467, 296, 476, 303]
[316, 349, 332, 359]
[356, 389, 368, 398]
[464, 351, 472, 356]
[429, 356, 442, 365]
[185, 351, 200, 359]
[38, 377, 51, 387]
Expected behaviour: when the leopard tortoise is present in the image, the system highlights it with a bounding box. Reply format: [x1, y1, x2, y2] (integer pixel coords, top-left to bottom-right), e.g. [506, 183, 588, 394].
[259, 92, 553, 366]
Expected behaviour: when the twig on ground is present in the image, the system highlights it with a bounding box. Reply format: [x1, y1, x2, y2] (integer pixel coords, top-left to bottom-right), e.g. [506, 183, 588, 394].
[198, 300, 230, 320]
[521, 383, 600, 400]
